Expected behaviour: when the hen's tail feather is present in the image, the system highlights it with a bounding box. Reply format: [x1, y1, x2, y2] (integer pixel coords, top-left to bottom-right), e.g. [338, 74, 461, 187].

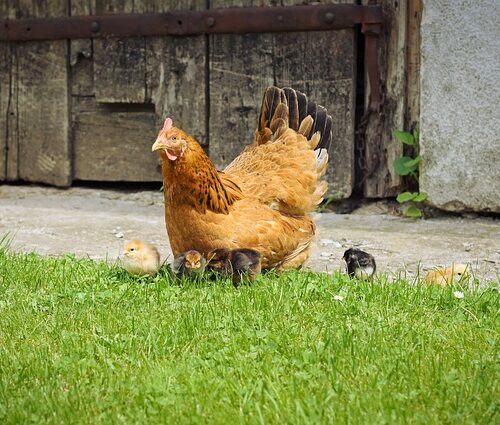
[259, 87, 282, 131]
[322, 116, 333, 151]
[306, 101, 318, 139]
[312, 105, 327, 144]
[298, 116, 314, 138]
[283, 87, 299, 131]
[296, 90, 309, 125]
[258, 86, 333, 154]
[270, 103, 289, 132]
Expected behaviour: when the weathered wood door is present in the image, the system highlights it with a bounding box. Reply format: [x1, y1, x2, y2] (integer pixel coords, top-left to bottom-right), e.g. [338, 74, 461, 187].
[0, 0, 357, 198]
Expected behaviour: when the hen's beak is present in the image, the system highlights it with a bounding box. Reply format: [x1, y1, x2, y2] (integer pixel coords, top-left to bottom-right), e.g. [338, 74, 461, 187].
[152, 137, 166, 152]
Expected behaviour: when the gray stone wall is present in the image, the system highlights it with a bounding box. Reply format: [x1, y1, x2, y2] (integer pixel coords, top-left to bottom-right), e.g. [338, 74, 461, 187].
[419, 0, 500, 213]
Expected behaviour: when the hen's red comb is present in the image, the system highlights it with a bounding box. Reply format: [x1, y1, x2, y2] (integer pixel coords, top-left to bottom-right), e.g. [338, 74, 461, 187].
[163, 117, 173, 131]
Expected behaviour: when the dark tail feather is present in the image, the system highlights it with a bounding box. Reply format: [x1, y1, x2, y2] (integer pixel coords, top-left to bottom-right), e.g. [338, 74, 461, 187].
[306, 101, 332, 152]
[313, 105, 326, 138]
[259, 87, 282, 131]
[270, 103, 289, 133]
[258, 86, 332, 153]
[306, 101, 318, 139]
[283, 87, 299, 131]
[321, 114, 333, 151]
[296, 90, 308, 126]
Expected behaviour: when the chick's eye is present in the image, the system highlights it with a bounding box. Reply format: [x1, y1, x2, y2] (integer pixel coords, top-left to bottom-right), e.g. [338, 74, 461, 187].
[130, 248, 135, 251]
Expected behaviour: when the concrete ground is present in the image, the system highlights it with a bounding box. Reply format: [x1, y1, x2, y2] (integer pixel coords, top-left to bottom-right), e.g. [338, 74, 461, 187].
[0, 185, 499, 282]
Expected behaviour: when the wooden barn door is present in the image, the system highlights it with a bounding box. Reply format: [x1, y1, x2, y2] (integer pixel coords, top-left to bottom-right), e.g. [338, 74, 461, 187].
[0, 0, 363, 200]
[0, 1, 71, 186]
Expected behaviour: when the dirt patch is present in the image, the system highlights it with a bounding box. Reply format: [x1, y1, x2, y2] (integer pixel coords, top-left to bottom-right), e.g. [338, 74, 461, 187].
[1, 185, 499, 281]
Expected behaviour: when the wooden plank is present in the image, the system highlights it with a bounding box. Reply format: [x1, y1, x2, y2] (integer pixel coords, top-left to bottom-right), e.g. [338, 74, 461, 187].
[72, 98, 162, 182]
[210, 0, 356, 198]
[146, 1, 207, 145]
[209, 0, 274, 168]
[70, 1, 206, 181]
[93, 1, 146, 103]
[0, 3, 15, 181]
[275, 0, 356, 199]
[363, 0, 407, 198]
[1, 1, 70, 186]
[406, 0, 422, 131]
[69, 0, 94, 97]
[0, 42, 10, 181]
[16, 40, 71, 186]
[94, 37, 147, 103]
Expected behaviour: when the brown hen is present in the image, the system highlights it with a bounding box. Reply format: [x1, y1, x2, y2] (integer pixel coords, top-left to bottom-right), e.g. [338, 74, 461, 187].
[152, 86, 332, 270]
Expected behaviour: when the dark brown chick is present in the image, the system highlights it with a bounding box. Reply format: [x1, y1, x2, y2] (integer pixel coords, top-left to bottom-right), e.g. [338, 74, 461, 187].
[173, 250, 207, 278]
[342, 248, 376, 280]
[207, 247, 262, 286]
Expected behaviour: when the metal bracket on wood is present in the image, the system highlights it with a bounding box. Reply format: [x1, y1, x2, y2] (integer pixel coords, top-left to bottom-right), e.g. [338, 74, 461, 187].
[0, 3, 383, 111]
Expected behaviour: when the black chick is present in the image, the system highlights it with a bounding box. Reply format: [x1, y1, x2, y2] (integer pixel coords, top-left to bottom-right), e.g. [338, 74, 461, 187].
[207, 248, 262, 285]
[172, 250, 207, 278]
[342, 248, 376, 280]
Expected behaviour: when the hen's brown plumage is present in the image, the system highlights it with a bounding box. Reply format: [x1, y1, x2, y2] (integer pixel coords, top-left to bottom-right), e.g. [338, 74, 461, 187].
[152, 87, 332, 270]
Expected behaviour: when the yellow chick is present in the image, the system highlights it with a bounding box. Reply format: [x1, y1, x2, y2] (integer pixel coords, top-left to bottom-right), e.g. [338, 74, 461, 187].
[424, 263, 470, 287]
[122, 239, 161, 276]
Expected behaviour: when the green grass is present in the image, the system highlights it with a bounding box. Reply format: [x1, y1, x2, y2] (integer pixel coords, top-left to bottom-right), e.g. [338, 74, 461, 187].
[0, 248, 498, 425]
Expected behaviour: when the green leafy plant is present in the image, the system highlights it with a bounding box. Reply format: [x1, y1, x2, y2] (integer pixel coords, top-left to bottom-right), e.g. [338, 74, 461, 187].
[317, 194, 336, 213]
[393, 129, 427, 218]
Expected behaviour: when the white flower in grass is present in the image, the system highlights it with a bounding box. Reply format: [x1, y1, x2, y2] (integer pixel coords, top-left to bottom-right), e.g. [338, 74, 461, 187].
[333, 295, 344, 301]
[453, 291, 465, 299]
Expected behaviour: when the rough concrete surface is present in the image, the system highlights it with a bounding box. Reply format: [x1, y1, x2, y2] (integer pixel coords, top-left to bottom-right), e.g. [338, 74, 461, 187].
[419, 0, 500, 212]
[0, 185, 499, 282]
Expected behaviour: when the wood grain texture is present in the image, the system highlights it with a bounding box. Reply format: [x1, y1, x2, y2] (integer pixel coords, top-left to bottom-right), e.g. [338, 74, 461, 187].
[69, 0, 94, 98]
[93, 1, 147, 103]
[209, 0, 275, 169]
[0, 1, 70, 186]
[275, 0, 356, 198]
[0, 3, 16, 181]
[363, 0, 407, 198]
[146, 1, 207, 146]
[406, 0, 422, 131]
[94, 37, 147, 103]
[72, 98, 162, 181]
[0, 40, 11, 181]
[209, 0, 356, 198]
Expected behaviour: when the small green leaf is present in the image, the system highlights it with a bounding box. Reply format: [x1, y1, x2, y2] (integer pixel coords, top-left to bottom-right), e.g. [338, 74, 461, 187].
[393, 157, 417, 175]
[403, 155, 422, 168]
[413, 192, 428, 202]
[406, 206, 422, 218]
[394, 131, 414, 146]
[396, 192, 417, 203]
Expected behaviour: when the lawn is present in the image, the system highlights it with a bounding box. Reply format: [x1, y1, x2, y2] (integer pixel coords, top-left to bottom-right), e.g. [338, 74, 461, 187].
[0, 248, 498, 424]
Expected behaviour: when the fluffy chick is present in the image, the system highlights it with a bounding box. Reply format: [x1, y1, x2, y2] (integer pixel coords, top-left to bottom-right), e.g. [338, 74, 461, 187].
[424, 263, 469, 287]
[173, 250, 207, 277]
[342, 248, 376, 280]
[207, 248, 262, 285]
[122, 239, 161, 276]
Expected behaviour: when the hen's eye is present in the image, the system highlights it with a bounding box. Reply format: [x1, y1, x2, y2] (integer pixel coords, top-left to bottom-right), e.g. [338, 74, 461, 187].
[172, 135, 177, 140]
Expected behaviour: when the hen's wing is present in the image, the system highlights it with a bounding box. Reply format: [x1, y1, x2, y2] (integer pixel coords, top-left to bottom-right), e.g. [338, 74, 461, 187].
[224, 87, 332, 215]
